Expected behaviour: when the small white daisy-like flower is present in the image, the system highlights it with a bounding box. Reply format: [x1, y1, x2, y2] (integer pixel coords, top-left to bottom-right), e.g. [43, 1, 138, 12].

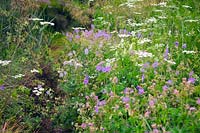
[182, 5, 192, 9]
[118, 34, 131, 38]
[40, 21, 55, 26]
[0, 60, 11, 66]
[31, 69, 39, 73]
[164, 59, 176, 65]
[138, 38, 152, 45]
[12, 74, 25, 79]
[185, 19, 199, 22]
[135, 51, 154, 58]
[72, 27, 86, 30]
[28, 18, 43, 21]
[182, 50, 197, 54]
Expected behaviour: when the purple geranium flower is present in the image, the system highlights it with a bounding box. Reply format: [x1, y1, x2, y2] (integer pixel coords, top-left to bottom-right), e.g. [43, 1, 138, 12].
[196, 98, 200, 105]
[137, 86, 144, 95]
[0, 85, 5, 90]
[102, 66, 111, 73]
[81, 123, 87, 129]
[167, 80, 173, 85]
[152, 61, 159, 68]
[175, 41, 179, 47]
[83, 75, 89, 85]
[94, 106, 99, 113]
[98, 100, 106, 106]
[182, 43, 187, 49]
[162, 85, 168, 91]
[187, 77, 196, 84]
[122, 97, 130, 103]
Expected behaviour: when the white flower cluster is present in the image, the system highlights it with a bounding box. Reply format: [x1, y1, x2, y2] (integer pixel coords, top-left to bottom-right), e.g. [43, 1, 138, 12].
[33, 85, 44, 96]
[134, 51, 154, 58]
[31, 69, 39, 73]
[28, 18, 43, 21]
[151, 2, 167, 7]
[164, 59, 176, 65]
[118, 34, 131, 38]
[63, 59, 83, 69]
[0, 60, 11, 66]
[184, 20, 199, 22]
[182, 50, 197, 54]
[138, 38, 152, 45]
[182, 5, 192, 9]
[58, 69, 67, 78]
[40, 21, 55, 26]
[146, 17, 157, 23]
[12, 74, 25, 79]
[155, 43, 165, 48]
[72, 27, 86, 30]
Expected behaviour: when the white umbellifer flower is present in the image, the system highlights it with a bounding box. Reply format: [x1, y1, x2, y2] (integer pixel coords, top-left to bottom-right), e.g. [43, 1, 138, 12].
[158, 16, 167, 19]
[31, 69, 39, 73]
[63, 59, 82, 69]
[28, 18, 43, 21]
[151, 2, 167, 7]
[155, 44, 165, 48]
[38, 87, 44, 91]
[0, 60, 11, 66]
[12, 74, 25, 79]
[182, 50, 197, 54]
[164, 59, 176, 65]
[135, 51, 154, 58]
[40, 21, 55, 26]
[182, 5, 192, 9]
[153, 10, 163, 12]
[118, 34, 131, 38]
[32, 85, 45, 96]
[185, 19, 199, 22]
[138, 38, 152, 44]
[146, 17, 157, 23]
[72, 27, 86, 30]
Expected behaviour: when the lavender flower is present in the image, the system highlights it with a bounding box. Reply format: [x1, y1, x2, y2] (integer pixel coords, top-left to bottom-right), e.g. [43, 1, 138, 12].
[182, 43, 187, 49]
[123, 88, 134, 94]
[163, 46, 169, 59]
[162, 85, 168, 91]
[0, 85, 5, 90]
[84, 48, 89, 55]
[187, 77, 196, 84]
[81, 123, 87, 129]
[175, 41, 179, 47]
[167, 80, 173, 85]
[149, 100, 155, 107]
[142, 74, 145, 82]
[94, 106, 99, 113]
[152, 61, 159, 68]
[102, 66, 111, 73]
[96, 65, 102, 71]
[196, 98, 200, 105]
[137, 86, 144, 95]
[98, 100, 106, 106]
[143, 62, 150, 68]
[83, 75, 89, 85]
[122, 97, 130, 103]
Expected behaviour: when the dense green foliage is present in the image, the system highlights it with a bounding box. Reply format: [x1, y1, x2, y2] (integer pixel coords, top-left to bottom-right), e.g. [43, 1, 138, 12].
[0, 0, 200, 132]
